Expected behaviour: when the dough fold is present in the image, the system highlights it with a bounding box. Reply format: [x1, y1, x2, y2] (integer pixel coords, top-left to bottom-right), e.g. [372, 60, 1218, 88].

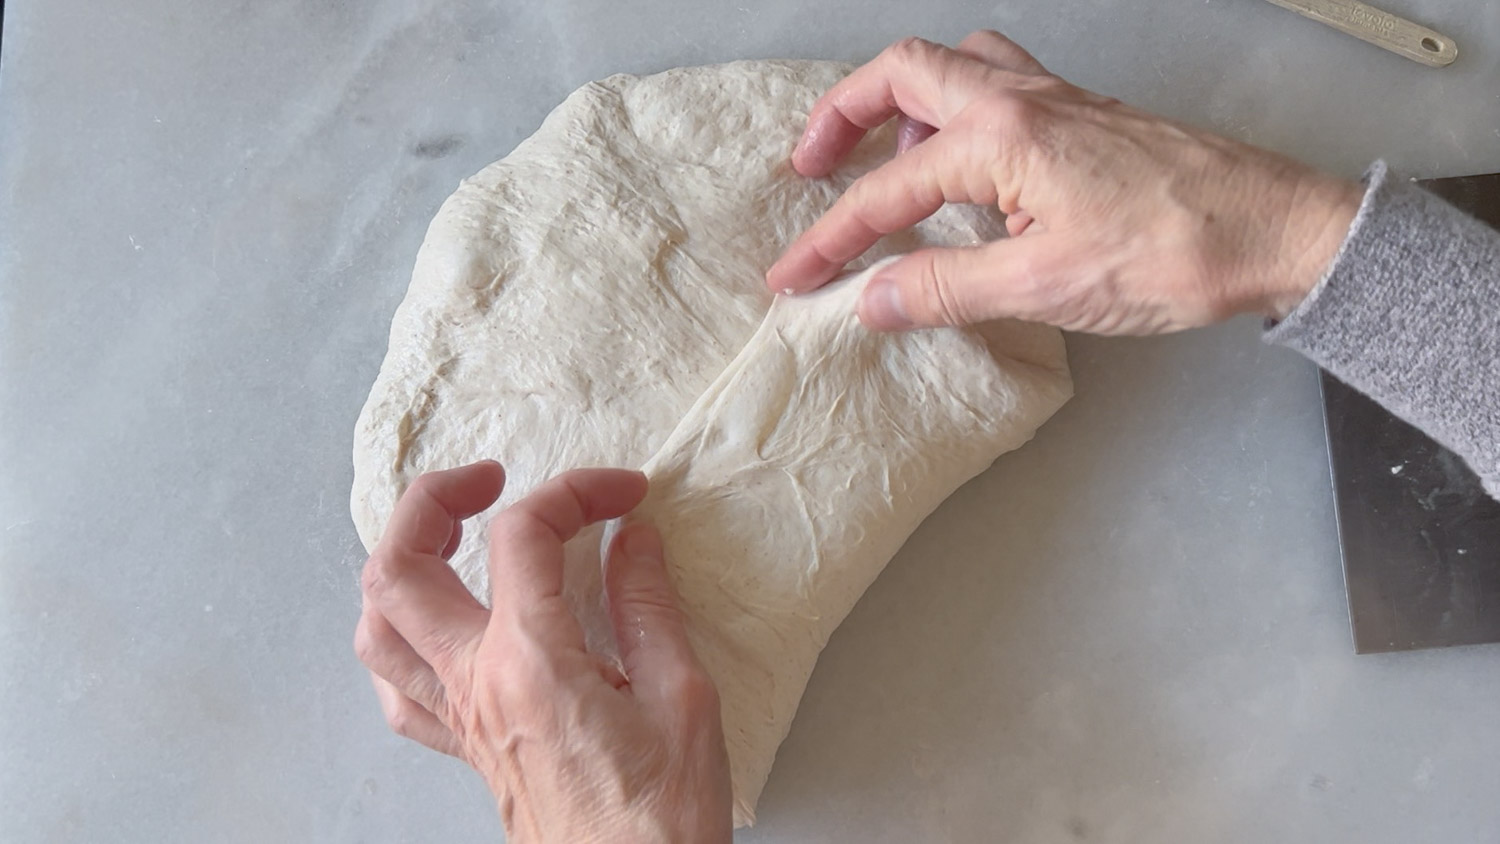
[629, 263, 1071, 823]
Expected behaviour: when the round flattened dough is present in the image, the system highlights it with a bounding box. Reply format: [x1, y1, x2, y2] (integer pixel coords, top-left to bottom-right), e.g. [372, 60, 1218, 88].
[350, 60, 1036, 824]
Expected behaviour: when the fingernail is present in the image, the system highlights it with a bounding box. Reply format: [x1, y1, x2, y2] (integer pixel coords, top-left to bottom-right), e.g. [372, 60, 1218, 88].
[623, 525, 663, 563]
[765, 259, 786, 291]
[859, 274, 912, 330]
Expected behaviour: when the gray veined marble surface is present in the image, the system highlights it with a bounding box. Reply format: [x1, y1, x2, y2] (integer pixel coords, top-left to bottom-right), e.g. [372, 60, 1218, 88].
[3, 0, 1499, 841]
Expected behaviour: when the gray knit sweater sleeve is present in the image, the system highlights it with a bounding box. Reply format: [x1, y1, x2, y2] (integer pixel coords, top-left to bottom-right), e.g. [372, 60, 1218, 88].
[1265, 160, 1500, 497]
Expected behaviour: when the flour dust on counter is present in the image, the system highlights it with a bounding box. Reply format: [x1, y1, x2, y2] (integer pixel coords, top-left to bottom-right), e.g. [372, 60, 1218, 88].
[350, 60, 1071, 826]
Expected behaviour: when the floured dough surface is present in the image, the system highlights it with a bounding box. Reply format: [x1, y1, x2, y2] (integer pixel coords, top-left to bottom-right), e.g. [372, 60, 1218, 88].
[631, 262, 1070, 820]
[351, 60, 1071, 826]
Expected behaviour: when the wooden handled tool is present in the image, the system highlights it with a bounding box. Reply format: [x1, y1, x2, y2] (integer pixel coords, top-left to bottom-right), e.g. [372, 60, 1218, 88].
[1263, 0, 1458, 67]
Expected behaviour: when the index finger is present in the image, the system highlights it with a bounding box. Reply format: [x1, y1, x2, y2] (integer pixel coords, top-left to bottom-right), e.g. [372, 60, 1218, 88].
[362, 462, 505, 671]
[487, 468, 649, 615]
[769, 126, 1003, 293]
[792, 36, 1009, 178]
[378, 461, 507, 557]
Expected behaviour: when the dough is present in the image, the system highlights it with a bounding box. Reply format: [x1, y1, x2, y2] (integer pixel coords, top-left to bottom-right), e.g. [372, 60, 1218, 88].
[351, 60, 1072, 826]
[630, 262, 1070, 821]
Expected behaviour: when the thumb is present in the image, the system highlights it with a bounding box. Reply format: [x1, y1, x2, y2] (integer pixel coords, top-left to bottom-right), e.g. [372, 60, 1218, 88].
[603, 523, 705, 702]
[857, 235, 1064, 330]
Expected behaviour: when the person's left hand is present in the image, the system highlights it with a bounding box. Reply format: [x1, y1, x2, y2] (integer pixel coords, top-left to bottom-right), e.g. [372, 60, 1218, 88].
[354, 461, 732, 843]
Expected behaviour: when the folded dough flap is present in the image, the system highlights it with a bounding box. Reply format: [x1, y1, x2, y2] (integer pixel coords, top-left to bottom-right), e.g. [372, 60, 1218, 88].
[624, 260, 1072, 827]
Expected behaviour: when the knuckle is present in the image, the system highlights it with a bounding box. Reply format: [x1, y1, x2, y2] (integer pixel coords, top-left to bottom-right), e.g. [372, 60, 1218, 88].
[976, 92, 1037, 130]
[1007, 252, 1049, 305]
[891, 35, 987, 89]
[621, 591, 685, 625]
[360, 554, 396, 598]
[664, 664, 720, 713]
[885, 36, 951, 73]
[493, 626, 557, 703]
[488, 509, 554, 549]
[443, 676, 476, 717]
[912, 254, 968, 326]
[958, 29, 1001, 50]
[839, 179, 894, 240]
[383, 697, 420, 737]
[843, 172, 880, 210]
[352, 618, 381, 665]
[888, 36, 935, 59]
[798, 224, 846, 266]
[405, 472, 438, 497]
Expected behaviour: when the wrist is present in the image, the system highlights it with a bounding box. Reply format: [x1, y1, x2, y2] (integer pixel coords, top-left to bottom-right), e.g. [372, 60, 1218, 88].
[1264, 174, 1363, 320]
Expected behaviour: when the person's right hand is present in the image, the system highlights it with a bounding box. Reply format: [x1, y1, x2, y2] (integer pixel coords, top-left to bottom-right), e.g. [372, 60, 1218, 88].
[766, 31, 1364, 335]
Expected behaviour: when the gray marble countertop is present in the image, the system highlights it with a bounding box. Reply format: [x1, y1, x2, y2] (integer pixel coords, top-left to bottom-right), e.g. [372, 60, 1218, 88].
[3, 1, 1499, 841]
